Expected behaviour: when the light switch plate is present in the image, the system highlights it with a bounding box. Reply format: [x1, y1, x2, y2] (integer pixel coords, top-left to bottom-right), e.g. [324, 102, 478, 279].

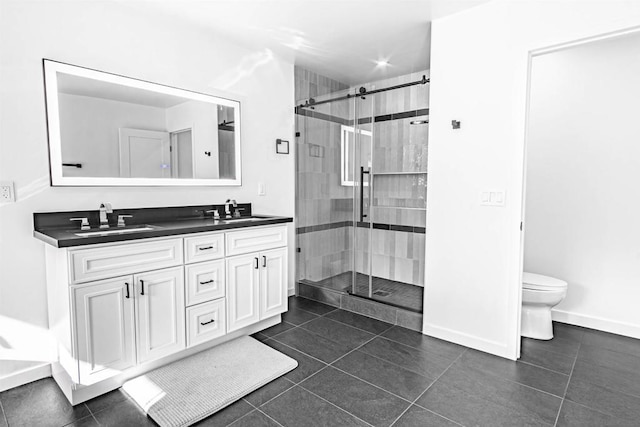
[480, 190, 505, 207]
[258, 182, 266, 196]
[0, 181, 15, 203]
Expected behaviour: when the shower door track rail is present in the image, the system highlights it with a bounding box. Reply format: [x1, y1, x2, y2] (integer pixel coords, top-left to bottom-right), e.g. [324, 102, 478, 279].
[297, 75, 429, 109]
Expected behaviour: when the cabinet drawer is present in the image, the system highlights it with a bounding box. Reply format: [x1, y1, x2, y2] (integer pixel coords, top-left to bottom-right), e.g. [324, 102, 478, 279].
[225, 226, 287, 256]
[185, 260, 225, 306]
[70, 239, 183, 284]
[184, 232, 224, 264]
[186, 299, 226, 347]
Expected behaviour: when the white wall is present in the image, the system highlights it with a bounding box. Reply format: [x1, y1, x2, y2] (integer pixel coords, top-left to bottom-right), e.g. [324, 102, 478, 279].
[524, 32, 640, 338]
[59, 94, 168, 177]
[424, 0, 640, 359]
[0, 0, 294, 387]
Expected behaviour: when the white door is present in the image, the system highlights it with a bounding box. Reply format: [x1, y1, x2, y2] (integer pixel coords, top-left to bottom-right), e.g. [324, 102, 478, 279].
[135, 266, 185, 363]
[259, 248, 288, 319]
[72, 276, 136, 385]
[226, 253, 260, 332]
[119, 128, 171, 178]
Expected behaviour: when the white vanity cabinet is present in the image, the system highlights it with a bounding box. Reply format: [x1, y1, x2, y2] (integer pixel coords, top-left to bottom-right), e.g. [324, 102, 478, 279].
[226, 227, 288, 333]
[71, 266, 185, 384]
[44, 224, 288, 405]
[134, 266, 186, 363]
[71, 276, 136, 385]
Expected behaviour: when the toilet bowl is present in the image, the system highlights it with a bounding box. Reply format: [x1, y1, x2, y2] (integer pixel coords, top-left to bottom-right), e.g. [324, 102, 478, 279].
[521, 272, 568, 340]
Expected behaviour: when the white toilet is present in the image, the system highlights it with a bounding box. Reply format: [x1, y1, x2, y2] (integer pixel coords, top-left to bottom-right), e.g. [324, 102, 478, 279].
[521, 272, 568, 340]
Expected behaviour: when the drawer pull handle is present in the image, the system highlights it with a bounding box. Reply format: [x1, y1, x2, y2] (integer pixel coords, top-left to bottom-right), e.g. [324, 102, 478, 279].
[140, 280, 145, 296]
[254, 257, 259, 269]
[200, 319, 215, 326]
[199, 279, 214, 285]
[199, 246, 214, 251]
[262, 256, 267, 268]
[125, 282, 130, 299]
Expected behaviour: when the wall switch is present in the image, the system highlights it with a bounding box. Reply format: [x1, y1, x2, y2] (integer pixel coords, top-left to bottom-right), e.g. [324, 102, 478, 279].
[0, 181, 15, 203]
[258, 182, 266, 196]
[480, 190, 505, 207]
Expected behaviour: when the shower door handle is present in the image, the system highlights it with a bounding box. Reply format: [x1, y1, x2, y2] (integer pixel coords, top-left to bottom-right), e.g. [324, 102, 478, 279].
[360, 166, 370, 222]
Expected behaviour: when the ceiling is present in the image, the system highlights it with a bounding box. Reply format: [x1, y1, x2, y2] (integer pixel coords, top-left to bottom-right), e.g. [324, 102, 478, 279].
[123, 0, 491, 86]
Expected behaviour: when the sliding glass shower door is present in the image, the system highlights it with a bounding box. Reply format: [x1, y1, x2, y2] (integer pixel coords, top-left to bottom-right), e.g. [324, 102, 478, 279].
[296, 72, 428, 313]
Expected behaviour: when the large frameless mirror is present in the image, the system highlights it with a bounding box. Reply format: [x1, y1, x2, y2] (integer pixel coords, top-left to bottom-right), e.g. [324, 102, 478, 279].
[43, 59, 241, 186]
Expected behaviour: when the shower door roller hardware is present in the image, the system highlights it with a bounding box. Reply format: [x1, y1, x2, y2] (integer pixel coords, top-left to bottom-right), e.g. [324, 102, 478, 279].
[451, 120, 461, 129]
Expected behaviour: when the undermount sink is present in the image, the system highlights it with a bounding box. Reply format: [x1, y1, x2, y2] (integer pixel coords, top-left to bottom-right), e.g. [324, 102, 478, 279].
[219, 217, 265, 223]
[74, 226, 157, 237]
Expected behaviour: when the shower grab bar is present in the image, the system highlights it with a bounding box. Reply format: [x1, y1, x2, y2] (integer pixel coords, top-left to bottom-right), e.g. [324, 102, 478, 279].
[360, 166, 370, 222]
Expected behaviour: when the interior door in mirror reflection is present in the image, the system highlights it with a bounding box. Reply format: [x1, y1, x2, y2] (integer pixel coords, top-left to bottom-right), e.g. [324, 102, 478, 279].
[118, 128, 171, 178]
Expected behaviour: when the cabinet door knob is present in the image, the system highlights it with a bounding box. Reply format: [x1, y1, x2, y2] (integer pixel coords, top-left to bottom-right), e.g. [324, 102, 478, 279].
[262, 256, 267, 268]
[140, 280, 145, 295]
[125, 282, 130, 299]
[254, 257, 259, 269]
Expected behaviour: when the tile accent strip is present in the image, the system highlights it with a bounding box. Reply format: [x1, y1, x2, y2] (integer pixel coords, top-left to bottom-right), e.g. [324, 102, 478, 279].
[296, 221, 425, 235]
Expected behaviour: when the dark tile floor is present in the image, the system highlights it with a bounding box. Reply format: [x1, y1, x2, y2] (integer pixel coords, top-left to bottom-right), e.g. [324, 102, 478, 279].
[1, 297, 639, 426]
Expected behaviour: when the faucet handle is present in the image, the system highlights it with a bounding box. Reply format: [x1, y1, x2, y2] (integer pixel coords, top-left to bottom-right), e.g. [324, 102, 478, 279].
[70, 217, 90, 230]
[204, 209, 220, 220]
[117, 215, 133, 227]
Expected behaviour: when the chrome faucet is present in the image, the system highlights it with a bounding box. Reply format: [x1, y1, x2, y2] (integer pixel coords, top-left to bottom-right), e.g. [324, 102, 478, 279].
[224, 199, 237, 218]
[99, 203, 113, 229]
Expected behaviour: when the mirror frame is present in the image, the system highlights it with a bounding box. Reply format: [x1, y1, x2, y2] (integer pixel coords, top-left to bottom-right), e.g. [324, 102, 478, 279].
[43, 59, 242, 186]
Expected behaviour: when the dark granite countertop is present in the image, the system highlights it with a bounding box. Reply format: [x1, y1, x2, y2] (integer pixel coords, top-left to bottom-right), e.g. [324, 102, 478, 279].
[33, 204, 293, 248]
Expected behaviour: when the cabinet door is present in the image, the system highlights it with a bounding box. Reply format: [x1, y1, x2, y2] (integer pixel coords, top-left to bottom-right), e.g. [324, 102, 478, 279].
[226, 254, 260, 333]
[135, 266, 185, 363]
[259, 248, 288, 319]
[72, 276, 135, 385]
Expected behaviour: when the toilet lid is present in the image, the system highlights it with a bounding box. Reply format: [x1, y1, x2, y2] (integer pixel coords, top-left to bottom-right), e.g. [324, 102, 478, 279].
[522, 272, 568, 291]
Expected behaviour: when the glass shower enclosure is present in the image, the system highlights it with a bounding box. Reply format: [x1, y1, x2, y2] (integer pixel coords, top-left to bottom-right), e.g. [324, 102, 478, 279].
[295, 74, 428, 313]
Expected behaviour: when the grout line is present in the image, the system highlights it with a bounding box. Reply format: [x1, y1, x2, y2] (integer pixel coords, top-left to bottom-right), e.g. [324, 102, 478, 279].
[553, 341, 581, 427]
[517, 359, 572, 376]
[0, 399, 8, 427]
[298, 386, 376, 427]
[266, 337, 330, 366]
[393, 349, 468, 427]
[255, 408, 286, 427]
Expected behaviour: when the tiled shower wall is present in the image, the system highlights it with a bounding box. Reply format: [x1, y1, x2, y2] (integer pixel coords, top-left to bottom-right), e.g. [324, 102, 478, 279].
[295, 67, 428, 287]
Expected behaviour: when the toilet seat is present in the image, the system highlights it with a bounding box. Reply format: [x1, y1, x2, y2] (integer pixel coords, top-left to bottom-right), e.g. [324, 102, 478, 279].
[522, 272, 567, 291]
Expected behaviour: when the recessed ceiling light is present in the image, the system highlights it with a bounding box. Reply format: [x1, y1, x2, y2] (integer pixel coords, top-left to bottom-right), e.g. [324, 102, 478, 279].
[375, 59, 390, 67]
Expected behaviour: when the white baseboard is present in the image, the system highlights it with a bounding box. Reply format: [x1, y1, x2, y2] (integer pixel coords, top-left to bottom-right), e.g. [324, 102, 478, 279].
[552, 309, 640, 339]
[288, 287, 295, 297]
[422, 322, 515, 360]
[0, 363, 52, 392]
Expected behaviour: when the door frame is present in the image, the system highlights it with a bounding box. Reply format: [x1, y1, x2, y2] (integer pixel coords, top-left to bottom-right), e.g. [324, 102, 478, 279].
[515, 25, 640, 357]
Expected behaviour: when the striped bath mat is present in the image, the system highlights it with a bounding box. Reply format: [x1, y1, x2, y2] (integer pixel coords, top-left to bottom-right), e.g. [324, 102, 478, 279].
[123, 336, 297, 427]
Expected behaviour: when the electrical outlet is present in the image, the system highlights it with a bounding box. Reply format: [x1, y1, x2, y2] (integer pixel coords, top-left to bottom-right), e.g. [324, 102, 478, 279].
[0, 181, 15, 203]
